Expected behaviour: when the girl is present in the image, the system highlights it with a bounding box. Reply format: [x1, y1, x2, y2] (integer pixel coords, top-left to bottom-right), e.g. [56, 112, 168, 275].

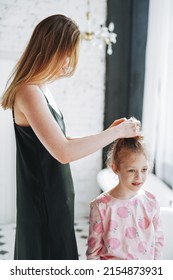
[86, 137, 164, 260]
[1, 15, 141, 260]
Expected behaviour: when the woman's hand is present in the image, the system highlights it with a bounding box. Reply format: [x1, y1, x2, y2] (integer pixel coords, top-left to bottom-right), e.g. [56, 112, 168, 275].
[112, 117, 142, 139]
[109, 118, 127, 128]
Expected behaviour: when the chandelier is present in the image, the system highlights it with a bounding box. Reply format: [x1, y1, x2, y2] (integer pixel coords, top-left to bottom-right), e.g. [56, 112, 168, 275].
[81, 0, 117, 55]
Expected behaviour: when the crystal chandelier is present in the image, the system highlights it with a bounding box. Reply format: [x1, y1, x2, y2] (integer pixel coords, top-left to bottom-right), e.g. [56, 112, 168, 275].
[81, 0, 117, 55]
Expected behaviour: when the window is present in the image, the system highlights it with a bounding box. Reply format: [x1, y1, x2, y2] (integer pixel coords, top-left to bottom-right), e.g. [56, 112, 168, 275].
[142, 0, 173, 189]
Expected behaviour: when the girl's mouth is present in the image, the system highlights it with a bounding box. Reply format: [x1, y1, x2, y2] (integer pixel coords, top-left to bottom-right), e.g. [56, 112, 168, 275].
[132, 182, 142, 186]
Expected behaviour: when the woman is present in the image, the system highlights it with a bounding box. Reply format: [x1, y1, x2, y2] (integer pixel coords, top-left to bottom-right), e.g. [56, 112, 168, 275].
[1, 14, 141, 260]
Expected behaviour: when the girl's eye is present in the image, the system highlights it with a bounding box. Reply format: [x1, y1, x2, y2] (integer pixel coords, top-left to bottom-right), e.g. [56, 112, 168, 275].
[142, 168, 148, 172]
[128, 169, 135, 173]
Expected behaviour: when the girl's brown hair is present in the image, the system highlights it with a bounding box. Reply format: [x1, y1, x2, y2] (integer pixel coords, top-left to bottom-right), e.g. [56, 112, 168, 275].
[1, 14, 81, 109]
[106, 137, 151, 169]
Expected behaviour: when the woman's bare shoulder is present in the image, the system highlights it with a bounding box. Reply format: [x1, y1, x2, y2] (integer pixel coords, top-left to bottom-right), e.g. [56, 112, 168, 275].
[15, 84, 43, 104]
[14, 84, 47, 126]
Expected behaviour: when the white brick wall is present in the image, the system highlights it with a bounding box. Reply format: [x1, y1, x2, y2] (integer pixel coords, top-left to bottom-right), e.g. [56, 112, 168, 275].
[0, 0, 107, 221]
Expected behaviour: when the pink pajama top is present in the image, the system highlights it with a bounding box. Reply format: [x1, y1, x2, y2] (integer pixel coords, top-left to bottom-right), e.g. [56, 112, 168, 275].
[86, 189, 164, 260]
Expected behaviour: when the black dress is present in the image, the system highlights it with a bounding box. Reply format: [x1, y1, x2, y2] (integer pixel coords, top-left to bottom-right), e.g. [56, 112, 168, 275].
[13, 94, 78, 260]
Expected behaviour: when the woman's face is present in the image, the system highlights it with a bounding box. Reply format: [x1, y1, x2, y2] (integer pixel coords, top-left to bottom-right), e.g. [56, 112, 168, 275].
[51, 56, 71, 78]
[59, 56, 71, 76]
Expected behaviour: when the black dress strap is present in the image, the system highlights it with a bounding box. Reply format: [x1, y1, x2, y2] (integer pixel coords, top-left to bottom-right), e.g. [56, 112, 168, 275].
[12, 102, 15, 123]
[39, 86, 63, 119]
[39, 86, 49, 103]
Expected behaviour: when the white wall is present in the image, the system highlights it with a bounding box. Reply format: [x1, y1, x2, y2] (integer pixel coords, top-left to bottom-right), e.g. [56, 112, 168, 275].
[0, 59, 17, 223]
[0, 0, 107, 223]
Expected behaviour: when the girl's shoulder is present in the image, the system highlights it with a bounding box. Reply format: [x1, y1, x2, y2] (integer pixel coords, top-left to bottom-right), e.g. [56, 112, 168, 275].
[142, 189, 157, 201]
[91, 192, 112, 207]
[141, 189, 160, 208]
[141, 189, 160, 213]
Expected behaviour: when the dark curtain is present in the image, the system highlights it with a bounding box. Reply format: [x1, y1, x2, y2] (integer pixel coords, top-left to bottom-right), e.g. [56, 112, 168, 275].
[103, 0, 149, 166]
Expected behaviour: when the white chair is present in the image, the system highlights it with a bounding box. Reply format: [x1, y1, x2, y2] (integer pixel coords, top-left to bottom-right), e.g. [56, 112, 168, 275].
[160, 207, 173, 260]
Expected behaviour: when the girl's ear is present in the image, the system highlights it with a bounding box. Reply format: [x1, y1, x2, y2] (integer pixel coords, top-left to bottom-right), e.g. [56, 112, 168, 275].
[112, 163, 119, 174]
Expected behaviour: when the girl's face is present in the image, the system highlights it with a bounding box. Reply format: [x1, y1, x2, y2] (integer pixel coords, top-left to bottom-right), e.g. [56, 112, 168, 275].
[113, 152, 148, 193]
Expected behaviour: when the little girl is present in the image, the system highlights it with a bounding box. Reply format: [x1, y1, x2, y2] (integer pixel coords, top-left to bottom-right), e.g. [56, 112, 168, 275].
[86, 137, 164, 260]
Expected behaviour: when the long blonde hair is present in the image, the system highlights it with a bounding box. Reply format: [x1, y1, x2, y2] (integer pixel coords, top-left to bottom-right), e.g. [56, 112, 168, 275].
[1, 14, 81, 109]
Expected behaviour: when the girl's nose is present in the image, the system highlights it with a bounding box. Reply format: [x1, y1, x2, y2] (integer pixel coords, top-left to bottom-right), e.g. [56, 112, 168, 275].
[135, 171, 142, 179]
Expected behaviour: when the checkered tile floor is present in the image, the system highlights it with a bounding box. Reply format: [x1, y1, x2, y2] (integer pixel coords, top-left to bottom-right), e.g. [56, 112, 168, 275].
[0, 217, 89, 260]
